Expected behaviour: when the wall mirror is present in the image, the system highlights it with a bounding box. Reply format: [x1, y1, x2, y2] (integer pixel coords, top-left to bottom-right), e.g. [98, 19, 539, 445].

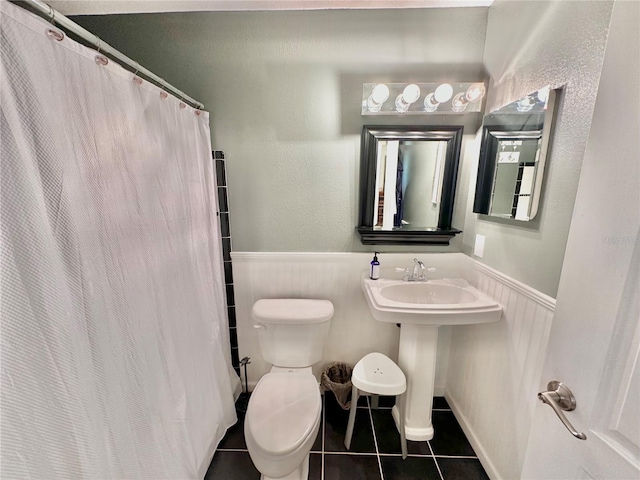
[473, 86, 559, 221]
[357, 125, 463, 245]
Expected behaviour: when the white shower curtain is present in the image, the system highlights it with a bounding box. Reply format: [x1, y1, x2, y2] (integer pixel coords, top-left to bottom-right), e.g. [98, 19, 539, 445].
[0, 2, 237, 478]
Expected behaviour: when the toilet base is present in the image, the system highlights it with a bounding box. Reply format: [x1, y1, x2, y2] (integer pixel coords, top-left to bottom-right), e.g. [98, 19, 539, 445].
[260, 453, 309, 480]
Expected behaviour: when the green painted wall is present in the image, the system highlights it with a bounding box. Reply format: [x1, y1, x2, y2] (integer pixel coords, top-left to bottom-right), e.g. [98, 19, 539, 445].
[461, 0, 613, 296]
[73, 8, 488, 253]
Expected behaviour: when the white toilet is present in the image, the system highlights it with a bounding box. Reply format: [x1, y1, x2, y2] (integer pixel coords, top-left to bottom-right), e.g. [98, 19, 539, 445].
[244, 298, 334, 480]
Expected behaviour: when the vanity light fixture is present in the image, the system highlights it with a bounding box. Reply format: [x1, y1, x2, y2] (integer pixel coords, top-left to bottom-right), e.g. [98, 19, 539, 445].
[362, 82, 485, 115]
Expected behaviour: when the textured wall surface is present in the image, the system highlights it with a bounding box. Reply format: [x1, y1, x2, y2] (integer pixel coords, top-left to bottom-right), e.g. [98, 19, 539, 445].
[73, 9, 488, 253]
[460, 0, 613, 297]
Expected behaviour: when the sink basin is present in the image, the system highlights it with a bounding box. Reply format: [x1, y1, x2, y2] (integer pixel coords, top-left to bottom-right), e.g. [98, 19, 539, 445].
[362, 277, 502, 325]
[380, 282, 478, 305]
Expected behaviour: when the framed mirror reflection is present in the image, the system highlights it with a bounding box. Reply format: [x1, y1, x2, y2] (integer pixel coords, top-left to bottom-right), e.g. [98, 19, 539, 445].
[357, 125, 463, 245]
[473, 86, 559, 221]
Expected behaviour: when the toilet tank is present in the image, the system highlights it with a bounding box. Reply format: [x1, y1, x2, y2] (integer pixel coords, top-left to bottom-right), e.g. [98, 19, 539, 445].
[252, 299, 334, 368]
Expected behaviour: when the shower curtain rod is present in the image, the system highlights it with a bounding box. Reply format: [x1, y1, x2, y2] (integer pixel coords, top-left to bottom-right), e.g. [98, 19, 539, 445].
[16, 0, 205, 110]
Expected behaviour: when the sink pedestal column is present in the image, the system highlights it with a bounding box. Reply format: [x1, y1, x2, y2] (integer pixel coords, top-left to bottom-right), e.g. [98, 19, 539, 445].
[391, 324, 438, 441]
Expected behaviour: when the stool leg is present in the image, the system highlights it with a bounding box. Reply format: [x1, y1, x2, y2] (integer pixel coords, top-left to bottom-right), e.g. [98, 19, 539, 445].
[371, 394, 379, 410]
[397, 393, 408, 460]
[344, 385, 359, 450]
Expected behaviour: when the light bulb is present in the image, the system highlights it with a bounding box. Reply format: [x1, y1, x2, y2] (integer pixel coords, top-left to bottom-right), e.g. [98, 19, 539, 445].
[434, 83, 453, 103]
[367, 84, 390, 112]
[402, 84, 421, 103]
[451, 93, 468, 113]
[395, 84, 421, 113]
[537, 86, 550, 105]
[371, 84, 389, 104]
[516, 96, 535, 112]
[465, 83, 485, 103]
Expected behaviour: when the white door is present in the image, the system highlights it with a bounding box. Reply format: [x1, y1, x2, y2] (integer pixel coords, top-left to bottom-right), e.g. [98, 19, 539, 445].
[522, 1, 639, 478]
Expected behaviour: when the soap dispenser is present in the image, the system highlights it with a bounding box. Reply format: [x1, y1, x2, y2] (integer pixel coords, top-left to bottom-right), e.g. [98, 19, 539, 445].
[370, 252, 380, 280]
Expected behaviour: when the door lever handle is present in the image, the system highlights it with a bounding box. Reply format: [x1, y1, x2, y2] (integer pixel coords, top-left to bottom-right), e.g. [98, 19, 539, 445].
[538, 381, 587, 440]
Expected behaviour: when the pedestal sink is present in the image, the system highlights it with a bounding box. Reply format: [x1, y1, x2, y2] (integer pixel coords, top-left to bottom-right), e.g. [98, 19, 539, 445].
[362, 276, 501, 441]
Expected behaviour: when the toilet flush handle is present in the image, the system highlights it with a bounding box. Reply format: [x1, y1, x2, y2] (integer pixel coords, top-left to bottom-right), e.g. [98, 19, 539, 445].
[253, 323, 266, 329]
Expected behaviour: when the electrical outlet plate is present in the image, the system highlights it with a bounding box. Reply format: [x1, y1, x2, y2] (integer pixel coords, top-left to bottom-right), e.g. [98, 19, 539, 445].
[474, 234, 485, 258]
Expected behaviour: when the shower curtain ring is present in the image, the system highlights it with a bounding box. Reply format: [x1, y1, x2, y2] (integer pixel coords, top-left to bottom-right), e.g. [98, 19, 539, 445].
[132, 62, 143, 84]
[50, 8, 56, 25]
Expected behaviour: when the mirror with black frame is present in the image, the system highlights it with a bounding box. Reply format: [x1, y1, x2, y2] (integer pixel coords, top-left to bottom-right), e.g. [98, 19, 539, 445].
[473, 86, 559, 221]
[357, 125, 463, 245]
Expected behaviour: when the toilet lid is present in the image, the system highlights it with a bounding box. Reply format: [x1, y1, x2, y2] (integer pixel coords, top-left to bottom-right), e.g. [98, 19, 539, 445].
[246, 373, 321, 456]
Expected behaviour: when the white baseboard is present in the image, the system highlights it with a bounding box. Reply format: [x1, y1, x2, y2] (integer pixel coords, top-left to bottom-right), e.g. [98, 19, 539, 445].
[445, 391, 502, 480]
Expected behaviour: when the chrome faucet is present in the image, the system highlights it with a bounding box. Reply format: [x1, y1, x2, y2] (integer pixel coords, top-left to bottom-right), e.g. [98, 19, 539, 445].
[401, 258, 427, 282]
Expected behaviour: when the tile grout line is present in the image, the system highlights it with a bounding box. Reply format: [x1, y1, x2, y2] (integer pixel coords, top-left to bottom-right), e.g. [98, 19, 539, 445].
[433, 454, 479, 459]
[214, 448, 476, 459]
[377, 453, 478, 459]
[321, 394, 325, 480]
[366, 396, 385, 480]
[320, 451, 380, 456]
[428, 440, 445, 480]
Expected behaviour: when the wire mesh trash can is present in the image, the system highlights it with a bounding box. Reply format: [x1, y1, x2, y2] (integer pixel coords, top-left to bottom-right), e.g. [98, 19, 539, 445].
[321, 362, 353, 410]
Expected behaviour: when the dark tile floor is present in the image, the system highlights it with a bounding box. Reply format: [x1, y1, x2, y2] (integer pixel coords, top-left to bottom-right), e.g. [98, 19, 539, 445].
[205, 394, 489, 480]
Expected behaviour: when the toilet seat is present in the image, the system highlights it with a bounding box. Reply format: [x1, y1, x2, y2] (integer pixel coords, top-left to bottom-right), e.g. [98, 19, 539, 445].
[246, 372, 321, 456]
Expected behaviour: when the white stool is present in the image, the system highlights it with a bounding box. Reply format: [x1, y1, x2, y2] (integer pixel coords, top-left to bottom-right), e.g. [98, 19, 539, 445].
[344, 352, 407, 459]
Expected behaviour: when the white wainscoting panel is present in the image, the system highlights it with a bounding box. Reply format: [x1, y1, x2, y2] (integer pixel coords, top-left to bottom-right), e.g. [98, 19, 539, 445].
[231, 252, 469, 390]
[445, 260, 556, 480]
